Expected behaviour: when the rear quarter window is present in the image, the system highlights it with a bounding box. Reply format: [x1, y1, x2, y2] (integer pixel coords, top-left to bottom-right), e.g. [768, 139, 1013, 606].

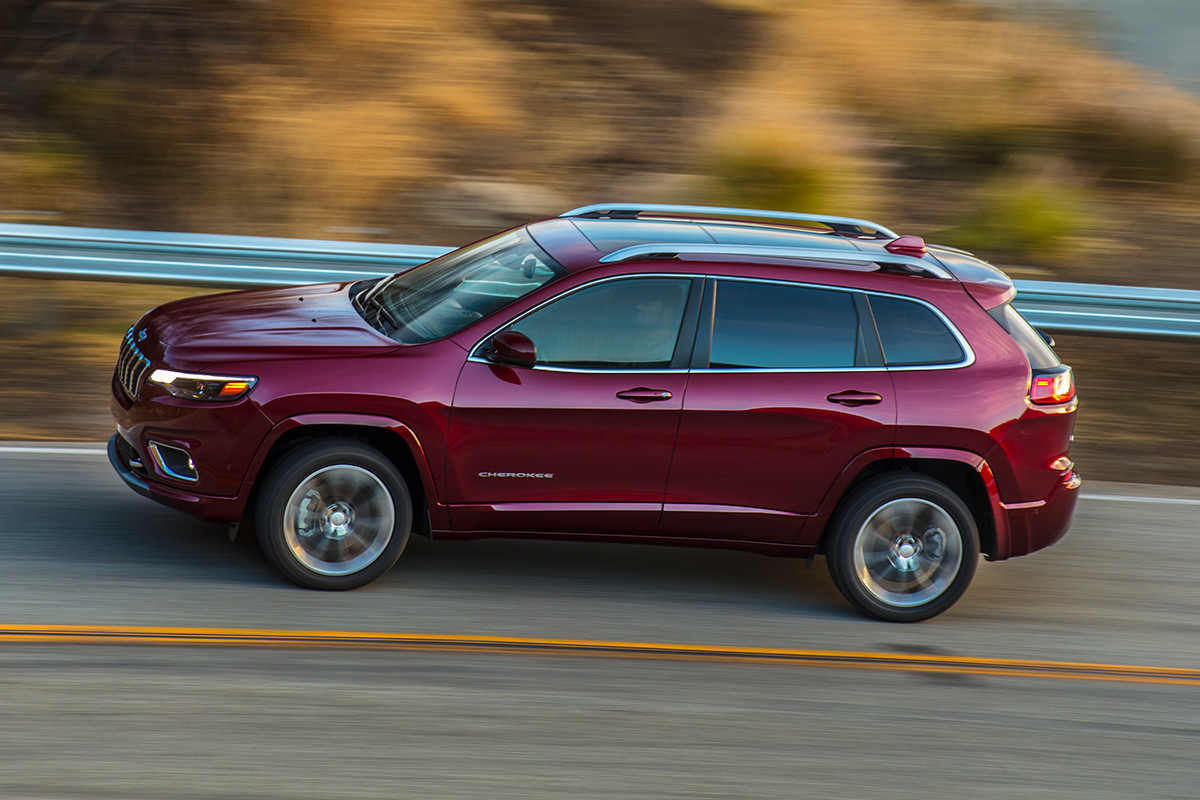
[987, 303, 1061, 370]
[867, 294, 965, 366]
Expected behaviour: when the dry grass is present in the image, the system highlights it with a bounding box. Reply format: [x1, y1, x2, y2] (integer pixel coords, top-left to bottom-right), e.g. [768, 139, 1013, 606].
[7, 0, 1200, 248]
[0, 278, 204, 440]
[732, 0, 1200, 133]
[701, 0, 1200, 257]
[0, 135, 108, 218]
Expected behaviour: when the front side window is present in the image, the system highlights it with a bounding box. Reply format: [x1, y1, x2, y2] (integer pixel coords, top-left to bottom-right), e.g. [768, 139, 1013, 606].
[708, 280, 864, 369]
[365, 228, 565, 343]
[508, 277, 691, 369]
[867, 294, 965, 366]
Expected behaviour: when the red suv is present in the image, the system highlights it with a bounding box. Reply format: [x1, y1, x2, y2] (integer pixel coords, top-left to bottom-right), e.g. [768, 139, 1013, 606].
[109, 204, 1079, 621]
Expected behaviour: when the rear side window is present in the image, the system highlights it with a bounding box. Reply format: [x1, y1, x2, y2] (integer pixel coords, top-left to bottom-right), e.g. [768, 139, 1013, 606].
[988, 303, 1061, 370]
[867, 295, 965, 366]
[708, 280, 864, 369]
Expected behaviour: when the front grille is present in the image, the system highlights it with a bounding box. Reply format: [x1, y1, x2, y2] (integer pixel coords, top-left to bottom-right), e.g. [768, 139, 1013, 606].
[116, 326, 152, 400]
[115, 435, 147, 477]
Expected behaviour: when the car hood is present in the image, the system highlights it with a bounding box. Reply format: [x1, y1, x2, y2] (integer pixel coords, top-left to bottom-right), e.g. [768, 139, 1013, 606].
[139, 281, 398, 368]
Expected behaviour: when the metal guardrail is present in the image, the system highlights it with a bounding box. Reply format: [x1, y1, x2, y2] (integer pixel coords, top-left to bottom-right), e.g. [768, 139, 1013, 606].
[1013, 280, 1200, 339]
[0, 222, 453, 288]
[1, 222, 1197, 339]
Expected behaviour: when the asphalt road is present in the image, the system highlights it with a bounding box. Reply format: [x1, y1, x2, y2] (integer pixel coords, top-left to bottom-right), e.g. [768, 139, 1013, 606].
[1, 444, 1197, 799]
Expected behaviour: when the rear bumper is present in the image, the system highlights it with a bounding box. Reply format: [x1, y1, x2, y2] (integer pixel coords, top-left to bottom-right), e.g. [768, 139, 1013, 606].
[1001, 469, 1081, 559]
[108, 433, 248, 523]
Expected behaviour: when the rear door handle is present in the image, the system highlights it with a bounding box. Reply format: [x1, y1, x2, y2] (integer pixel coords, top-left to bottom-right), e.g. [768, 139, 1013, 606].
[826, 390, 883, 407]
[616, 388, 673, 403]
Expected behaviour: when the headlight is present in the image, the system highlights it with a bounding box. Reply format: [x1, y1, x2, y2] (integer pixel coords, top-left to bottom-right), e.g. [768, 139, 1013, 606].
[147, 369, 257, 401]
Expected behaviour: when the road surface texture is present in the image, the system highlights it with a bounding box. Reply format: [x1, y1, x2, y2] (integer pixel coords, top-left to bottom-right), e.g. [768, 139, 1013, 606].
[0, 444, 1196, 799]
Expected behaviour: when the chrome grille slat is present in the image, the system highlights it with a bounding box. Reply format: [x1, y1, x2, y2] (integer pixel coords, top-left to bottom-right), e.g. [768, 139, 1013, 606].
[117, 327, 151, 399]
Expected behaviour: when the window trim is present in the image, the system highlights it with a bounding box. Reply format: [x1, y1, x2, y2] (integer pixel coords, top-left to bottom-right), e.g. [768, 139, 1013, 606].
[466, 274, 704, 374]
[693, 276, 975, 373]
[693, 277, 877, 371]
[864, 292, 973, 369]
[466, 273, 976, 374]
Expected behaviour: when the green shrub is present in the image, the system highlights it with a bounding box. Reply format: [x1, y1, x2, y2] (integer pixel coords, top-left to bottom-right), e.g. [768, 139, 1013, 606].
[947, 171, 1098, 261]
[1056, 114, 1200, 185]
[702, 128, 882, 219]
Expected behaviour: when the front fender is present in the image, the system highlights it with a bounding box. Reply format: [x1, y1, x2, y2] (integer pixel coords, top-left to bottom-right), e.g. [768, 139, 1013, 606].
[244, 412, 445, 528]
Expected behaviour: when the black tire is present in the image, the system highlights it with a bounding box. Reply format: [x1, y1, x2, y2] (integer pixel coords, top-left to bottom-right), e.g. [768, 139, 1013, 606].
[826, 474, 979, 622]
[255, 439, 412, 590]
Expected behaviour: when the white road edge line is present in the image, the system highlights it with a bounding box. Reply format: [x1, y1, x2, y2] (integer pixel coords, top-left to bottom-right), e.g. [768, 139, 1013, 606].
[0, 446, 109, 455]
[1081, 493, 1200, 506]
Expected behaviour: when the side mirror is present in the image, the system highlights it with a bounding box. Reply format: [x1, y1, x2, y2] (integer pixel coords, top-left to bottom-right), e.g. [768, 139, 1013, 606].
[485, 330, 538, 367]
[1036, 327, 1056, 348]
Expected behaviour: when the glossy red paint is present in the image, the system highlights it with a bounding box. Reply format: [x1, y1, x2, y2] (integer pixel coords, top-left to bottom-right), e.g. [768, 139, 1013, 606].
[111, 370, 274, 502]
[109, 207, 1079, 614]
[145, 283, 393, 368]
[884, 235, 927, 257]
[976, 458, 1013, 561]
[661, 368, 895, 543]
[446, 360, 687, 534]
[1004, 471, 1078, 557]
[251, 412, 448, 528]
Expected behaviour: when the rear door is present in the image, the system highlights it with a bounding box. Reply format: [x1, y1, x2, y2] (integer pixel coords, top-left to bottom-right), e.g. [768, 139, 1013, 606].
[661, 278, 896, 543]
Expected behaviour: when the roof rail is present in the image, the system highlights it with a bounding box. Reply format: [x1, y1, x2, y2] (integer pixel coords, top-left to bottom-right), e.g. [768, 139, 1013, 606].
[597, 243, 953, 280]
[560, 203, 899, 239]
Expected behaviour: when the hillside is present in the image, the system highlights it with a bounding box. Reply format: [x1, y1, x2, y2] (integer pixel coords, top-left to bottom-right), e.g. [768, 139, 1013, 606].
[3, 0, 1200, 285]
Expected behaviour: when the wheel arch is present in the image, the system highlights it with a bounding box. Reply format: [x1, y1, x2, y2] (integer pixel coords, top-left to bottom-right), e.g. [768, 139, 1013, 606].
[813, 447, 1006, 560]
[245, 414, 441, 536]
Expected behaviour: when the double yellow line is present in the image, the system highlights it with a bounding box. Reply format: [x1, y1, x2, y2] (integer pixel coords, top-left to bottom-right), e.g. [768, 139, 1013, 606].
[2, 625, 1196, 687]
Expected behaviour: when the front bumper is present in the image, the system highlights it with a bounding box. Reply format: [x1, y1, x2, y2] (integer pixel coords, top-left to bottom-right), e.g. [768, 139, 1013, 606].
[108, 433, 249, 523]
[108, 434, 152, 500]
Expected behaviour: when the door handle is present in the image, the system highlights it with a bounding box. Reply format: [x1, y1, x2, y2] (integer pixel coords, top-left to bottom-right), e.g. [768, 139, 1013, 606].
[616, 388, 673, 403]
[826, 390, 883, 407]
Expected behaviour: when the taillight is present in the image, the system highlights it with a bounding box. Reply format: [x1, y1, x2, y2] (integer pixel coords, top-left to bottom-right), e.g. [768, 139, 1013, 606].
[1031, 367, 1074, 404]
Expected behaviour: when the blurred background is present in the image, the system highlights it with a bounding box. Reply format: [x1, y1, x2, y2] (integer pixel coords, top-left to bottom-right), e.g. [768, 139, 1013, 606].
[2, 0, 1199, 482]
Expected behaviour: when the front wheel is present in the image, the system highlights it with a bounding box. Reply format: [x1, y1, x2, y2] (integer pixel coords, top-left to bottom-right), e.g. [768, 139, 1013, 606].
[826, 474, 979, 622]
[255, 439, 412, 590]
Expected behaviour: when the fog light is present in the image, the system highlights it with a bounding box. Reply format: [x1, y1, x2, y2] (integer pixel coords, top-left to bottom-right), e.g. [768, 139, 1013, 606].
[148, 441, 199, 482]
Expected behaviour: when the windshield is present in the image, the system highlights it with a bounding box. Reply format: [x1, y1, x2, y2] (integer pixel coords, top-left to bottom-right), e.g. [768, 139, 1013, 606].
[364, 228, 565, 344]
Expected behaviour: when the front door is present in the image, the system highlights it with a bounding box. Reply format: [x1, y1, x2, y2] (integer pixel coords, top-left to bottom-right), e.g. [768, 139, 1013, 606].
[447, 275, 699, 535]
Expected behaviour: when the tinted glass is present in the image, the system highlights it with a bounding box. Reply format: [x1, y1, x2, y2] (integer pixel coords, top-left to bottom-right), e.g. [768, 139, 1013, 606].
[868, 294, 964, 366]
[709, 281, 862, 369]
[370, 228, 565, 343]
[510, 278, 691, 369]
[988, 303, 1061, 370]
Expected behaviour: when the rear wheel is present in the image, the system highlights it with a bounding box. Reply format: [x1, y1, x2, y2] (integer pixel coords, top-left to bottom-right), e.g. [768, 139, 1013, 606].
[826, 474, 978, 622]
[255, 439, 412, 590]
